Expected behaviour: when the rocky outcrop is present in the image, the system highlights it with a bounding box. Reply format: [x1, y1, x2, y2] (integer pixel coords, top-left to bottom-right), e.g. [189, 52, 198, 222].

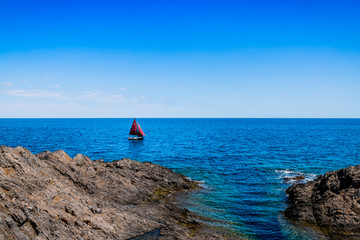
[285, 165, 360, 238]
[0, 146, 225, 240]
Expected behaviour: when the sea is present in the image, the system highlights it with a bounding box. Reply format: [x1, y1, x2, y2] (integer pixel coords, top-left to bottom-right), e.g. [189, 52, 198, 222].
[1, 118, 359, 239]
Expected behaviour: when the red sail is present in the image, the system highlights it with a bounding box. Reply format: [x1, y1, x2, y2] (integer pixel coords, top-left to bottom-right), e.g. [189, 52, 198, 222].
[137, 123, 146, 136]
[129, 119, 138, 135]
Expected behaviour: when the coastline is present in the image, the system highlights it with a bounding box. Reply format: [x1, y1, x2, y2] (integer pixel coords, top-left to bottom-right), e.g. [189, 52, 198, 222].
[0, 145, 226, 239]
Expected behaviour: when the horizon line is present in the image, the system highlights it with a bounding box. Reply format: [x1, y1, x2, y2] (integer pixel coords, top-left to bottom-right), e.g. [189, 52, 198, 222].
[0, 117, 359, 119]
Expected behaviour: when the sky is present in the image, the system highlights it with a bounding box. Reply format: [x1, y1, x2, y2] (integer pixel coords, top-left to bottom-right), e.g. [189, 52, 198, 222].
[0, 0, 359, 118]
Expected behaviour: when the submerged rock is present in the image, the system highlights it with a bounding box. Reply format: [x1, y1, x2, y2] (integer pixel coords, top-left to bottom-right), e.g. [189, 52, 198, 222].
[283, 175, 305, 183]
[0, 145, 225, 240]
[285, 165, 360, 239]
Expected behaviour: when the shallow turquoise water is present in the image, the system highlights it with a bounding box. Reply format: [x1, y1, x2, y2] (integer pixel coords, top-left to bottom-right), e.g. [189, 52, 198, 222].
[1, 118, 359, 239]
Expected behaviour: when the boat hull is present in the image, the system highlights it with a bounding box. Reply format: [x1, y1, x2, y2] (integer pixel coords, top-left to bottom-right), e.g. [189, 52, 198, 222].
[128, 136, 144, 140]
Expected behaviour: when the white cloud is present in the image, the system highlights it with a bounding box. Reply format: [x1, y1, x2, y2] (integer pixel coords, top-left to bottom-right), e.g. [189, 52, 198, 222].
[108, 94, 125, 102]
[119, 88, 127, 91]
[82, 90, 103, 99]
[43, 76, 55, 80]
[0, 103, 76, 118]
[52, 84, 61, 88]
[1, 82, 13, 87]
[81, 90, 125, 103]
[6, 89, 62, 98]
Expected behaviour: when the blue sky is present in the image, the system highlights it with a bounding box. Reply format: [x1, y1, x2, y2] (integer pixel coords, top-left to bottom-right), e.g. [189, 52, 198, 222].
[0, 0, 359, 117]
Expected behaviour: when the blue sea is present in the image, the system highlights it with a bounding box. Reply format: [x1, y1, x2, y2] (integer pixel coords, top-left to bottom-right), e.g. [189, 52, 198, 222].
[1, 118, 360, 239]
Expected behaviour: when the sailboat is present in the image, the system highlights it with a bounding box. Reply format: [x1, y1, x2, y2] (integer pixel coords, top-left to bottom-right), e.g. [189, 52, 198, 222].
[128, 118, 146, 140]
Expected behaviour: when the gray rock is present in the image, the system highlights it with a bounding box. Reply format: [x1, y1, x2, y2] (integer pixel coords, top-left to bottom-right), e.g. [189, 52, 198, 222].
[0, 146, 225, 240]
[285, 165, 360, 239]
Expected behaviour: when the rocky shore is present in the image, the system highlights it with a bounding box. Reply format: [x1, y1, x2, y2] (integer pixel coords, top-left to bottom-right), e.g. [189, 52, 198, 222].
[285, 165, 360, 239]
[0, 146, 225, 240]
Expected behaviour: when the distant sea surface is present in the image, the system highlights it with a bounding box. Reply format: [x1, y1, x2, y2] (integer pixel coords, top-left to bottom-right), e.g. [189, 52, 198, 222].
[1, 118, 360, 239]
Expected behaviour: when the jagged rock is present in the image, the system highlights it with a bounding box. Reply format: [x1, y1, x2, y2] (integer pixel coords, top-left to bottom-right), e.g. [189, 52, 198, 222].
[285, 165, 360, 239]
[0, 146, 225, 240]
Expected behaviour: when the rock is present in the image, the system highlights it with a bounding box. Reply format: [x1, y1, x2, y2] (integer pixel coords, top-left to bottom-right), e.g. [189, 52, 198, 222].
[36, 150, 72, 163]
[0, 146, 225, 240]
[283, 175, 305, 182]
[285, 165, 360, 238]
